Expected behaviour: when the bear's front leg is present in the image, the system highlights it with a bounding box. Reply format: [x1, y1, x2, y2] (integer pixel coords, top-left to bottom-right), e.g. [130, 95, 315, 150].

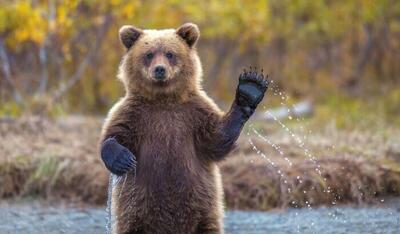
[101, 138, 137, 176]
[204, 67, 269, 161]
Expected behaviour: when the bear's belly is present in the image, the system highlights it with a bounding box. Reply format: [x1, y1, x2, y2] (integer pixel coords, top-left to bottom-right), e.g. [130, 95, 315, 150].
[136, 137, 213, 200]
[116, 136, 217, 232]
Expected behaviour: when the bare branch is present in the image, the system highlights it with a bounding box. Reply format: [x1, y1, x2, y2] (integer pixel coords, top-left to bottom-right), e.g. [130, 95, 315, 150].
[51, 14, 113, 102]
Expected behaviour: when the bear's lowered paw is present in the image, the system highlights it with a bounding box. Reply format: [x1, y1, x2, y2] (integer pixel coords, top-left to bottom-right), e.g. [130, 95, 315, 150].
[101, 138, 137, 176]
[236, 67, 269, 117]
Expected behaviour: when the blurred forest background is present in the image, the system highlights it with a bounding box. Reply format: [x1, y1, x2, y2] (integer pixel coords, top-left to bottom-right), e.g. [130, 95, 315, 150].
[0, 0, 399, 127]
[1, 0, 400, 211]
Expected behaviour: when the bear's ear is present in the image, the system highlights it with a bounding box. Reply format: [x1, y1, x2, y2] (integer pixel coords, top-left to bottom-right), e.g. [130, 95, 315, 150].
[176, 23, 200, 48]
[119, 25, 143, 50]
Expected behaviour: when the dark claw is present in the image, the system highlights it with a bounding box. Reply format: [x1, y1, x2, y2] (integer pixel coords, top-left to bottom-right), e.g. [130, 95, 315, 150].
[239, 72, 245, 82]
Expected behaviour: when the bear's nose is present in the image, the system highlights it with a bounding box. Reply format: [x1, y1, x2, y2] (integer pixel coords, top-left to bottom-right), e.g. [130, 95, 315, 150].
[154, 66, 166, 80]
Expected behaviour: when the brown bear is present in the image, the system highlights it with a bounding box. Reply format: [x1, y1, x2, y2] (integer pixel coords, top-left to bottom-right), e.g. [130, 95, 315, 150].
[99, 23, 268, 234]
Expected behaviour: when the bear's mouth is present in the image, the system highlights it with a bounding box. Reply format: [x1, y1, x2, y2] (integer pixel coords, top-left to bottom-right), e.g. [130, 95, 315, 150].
[152, 78, 171, 86]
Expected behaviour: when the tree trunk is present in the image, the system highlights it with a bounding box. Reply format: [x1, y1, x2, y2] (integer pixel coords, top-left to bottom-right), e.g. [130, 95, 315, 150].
[0, 39, 24, 105]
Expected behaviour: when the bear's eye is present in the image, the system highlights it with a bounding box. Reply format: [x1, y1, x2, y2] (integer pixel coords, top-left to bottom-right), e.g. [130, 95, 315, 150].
[146, 52, 154, 60]
[165, 52, 174, 59]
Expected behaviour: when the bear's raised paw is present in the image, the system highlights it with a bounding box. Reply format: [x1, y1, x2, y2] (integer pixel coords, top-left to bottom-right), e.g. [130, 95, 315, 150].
[236, 67, 269, 112]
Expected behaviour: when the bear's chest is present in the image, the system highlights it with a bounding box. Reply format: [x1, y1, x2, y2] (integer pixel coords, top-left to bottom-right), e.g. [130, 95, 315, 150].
[133, 104, 204, 184]
[136, 105, 195, 150]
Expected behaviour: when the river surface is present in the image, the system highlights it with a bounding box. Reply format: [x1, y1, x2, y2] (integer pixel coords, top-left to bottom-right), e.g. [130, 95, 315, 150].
[0, 202, 399, 234]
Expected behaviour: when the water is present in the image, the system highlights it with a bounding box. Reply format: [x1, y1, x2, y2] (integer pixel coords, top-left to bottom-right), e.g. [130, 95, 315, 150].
[0, 203, 398, 234]
[226, 206, 400, 234]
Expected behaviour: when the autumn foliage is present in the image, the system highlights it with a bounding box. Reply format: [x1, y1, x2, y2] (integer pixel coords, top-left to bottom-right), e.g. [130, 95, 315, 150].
[0, 0, 399, 115]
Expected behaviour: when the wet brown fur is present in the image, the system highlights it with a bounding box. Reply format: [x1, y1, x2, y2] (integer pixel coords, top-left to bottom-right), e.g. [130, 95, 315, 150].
[100, 23, 235, 234]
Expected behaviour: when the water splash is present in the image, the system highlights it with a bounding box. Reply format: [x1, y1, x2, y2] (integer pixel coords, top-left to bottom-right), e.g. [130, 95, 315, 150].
[252, 128, 293, 167]
[105, 174, 113, 234]
[247, 137, 279, 169]
[245, 78, 346, 226]
[265, 110, 323, 176]
[247, 127, 297, 203]
[106, 173, 128, 234]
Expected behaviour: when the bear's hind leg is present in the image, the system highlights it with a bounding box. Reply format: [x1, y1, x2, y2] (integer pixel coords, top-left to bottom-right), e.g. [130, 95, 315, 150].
[196, 214, 223, 234]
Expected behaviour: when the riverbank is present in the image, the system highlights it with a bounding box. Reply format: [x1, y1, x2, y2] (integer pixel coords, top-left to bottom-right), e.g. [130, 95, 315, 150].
[1, 116, 399, 210]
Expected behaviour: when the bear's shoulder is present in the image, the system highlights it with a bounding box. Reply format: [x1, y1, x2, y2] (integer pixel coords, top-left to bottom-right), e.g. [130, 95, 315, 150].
[186, 91, 223, 123]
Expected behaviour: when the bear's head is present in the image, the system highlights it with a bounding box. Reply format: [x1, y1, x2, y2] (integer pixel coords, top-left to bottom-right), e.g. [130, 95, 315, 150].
[118, 23, 202, 101]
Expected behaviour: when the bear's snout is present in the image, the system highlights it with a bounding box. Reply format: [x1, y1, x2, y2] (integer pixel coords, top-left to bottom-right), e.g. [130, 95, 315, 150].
[154, 66, 166, 80]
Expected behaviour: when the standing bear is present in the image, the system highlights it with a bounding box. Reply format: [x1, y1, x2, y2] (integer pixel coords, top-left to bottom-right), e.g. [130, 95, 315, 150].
[99, 23, 268, 234]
